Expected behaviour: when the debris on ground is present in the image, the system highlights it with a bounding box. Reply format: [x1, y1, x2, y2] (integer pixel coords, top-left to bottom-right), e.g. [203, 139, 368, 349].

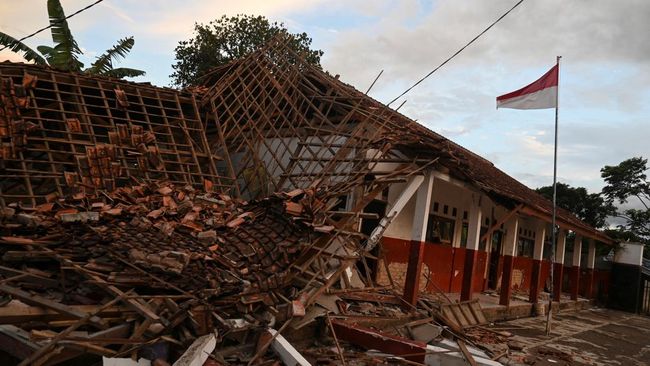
[0, 178, 515, 365]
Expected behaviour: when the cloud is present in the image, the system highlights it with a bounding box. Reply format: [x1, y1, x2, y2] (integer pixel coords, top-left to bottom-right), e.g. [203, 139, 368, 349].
[99, 2, 135, 24]
[0, 0, 646, 199]
[314, 0, 650, 195]
[323, 0, 650, 88]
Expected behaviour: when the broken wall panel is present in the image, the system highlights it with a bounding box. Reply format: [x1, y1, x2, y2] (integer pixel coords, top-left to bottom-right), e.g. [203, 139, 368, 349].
[0, 62, 233, 205]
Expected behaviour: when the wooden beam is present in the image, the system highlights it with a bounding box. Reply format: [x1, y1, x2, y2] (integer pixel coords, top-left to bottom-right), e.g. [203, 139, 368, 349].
[364, 174, 424, 251]
[0, 303, 131, 324]
[0, 284, 107, 329]
[519, 206, 614, 245]
[480, 204, 523, 243]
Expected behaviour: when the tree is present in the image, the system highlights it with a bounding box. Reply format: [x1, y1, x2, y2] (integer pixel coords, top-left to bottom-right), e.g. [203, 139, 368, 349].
[536, 182, 615, 229]
[601, 157, 650, 244]
[0, 0, 144, 78]
[170, 14, 323, 87]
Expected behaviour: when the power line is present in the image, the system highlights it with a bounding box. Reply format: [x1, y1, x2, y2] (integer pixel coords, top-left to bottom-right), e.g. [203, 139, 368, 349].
[387, 0, 526, 106]
[0, 0, 105, 53]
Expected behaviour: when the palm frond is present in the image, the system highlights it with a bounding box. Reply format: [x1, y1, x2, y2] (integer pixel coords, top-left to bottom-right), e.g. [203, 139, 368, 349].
[36, 45, 56, 64]
[47, 0, 83, 71]
[102, 67, 146, 78]
[51, 43, 84, 71]
[0, 32, 47, 65]
[87, 37, 135, 75]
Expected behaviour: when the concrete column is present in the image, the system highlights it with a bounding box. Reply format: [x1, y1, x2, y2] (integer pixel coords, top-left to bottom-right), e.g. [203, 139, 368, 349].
[499, 216, 519, 306]
[460, 198, 482, 301]
[403, 172, 434, 305]
[529, 222, 546, 303]
[570, 235, 583, 300]
[553, 229, 567, 301]
[584, 239, 596, 298]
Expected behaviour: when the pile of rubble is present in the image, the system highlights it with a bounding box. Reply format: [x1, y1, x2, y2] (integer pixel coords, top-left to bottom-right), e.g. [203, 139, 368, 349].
[0, 181, 512, 365]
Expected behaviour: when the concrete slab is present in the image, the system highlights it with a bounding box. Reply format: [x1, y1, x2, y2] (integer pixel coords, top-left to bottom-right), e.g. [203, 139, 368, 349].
[443, 291, 592, 323]
[485, 308, 650, 365]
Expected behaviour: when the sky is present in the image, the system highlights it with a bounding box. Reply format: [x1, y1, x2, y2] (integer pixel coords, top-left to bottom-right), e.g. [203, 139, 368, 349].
[1, 0, 648, 199]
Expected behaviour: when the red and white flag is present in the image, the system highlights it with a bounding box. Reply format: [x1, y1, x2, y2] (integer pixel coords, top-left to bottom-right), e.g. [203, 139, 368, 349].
[496, 64, 558, 109]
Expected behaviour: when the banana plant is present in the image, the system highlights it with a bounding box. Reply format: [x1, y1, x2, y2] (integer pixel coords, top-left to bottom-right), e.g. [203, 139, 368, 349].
[0, 0, 144, 78]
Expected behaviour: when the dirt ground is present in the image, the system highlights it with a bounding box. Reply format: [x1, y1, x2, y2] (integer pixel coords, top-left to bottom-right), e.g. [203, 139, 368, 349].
[487, 307, 650, 365]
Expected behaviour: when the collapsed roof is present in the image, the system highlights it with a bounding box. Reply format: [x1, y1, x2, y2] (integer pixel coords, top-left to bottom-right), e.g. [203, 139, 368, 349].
[0, 36, 614, 365]
[0, 37, 611, 244]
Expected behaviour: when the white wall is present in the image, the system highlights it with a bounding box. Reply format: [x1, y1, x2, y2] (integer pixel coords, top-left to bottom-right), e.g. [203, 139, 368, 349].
[383, 180, 417, 241]
[255, 135, 352, 191]
[383, 176, 486, 242]
[382, 172, 549, 256]
[614, 242, 644, 266]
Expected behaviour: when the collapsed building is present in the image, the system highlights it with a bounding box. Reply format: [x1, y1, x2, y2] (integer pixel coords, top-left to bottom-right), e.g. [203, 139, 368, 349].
[0, 38, 626, 365]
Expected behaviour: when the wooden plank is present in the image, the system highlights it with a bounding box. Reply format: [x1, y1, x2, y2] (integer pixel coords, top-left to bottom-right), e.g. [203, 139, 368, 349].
[0, 265, 58, 288]
[457, 339, 478, 366]
[0, 303, 131, 324]
[469, 301, 488, 325]
[172, 333, 216, 366]
[62, 260, 164, 325]
[45, 323, 132, 366]
[0, 325, 39, 360]
[459, 303, 477, 326]
[266, 329, 311, 366]
[17, 293, 129, 366]
[0, 284, 107, 329]
[441, 307, 459, 329]
[448, 304, 470, 328]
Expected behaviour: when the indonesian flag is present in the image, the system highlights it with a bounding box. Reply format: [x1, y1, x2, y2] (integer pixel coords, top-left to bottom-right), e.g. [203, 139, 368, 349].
[497, 64, 558, 109]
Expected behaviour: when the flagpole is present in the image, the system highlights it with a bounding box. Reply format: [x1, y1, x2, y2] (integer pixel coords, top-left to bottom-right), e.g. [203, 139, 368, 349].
[546, 55, 561, 336]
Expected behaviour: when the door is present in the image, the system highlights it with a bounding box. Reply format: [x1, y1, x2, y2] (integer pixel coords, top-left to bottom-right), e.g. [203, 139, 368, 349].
[488, 231, 503, 290]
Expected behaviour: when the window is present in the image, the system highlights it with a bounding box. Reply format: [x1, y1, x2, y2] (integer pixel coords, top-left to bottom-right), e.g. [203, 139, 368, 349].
[479, 227, 488, 251]
[426, 215, 455, 244]
[517, 237, 535, 257]
[460, 222, 469, 248]
[491, 231, 503, 253]
[543, 240, 553, 260]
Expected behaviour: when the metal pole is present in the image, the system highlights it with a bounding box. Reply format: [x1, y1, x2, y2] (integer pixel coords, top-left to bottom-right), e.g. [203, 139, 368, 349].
[546, 55, 561, 336]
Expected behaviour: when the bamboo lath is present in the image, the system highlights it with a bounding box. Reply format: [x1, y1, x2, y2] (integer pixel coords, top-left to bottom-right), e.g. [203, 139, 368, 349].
[0, 63, 232, 206]
[200, 37, 427, 202]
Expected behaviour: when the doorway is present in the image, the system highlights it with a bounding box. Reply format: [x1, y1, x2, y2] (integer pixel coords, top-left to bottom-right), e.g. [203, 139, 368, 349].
[359, 199, 387, 282]
[488, 231, 503, 290]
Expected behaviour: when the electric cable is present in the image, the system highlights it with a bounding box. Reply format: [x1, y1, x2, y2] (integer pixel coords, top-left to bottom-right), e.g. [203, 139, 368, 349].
[0, 0, 105, 53]
[387, 0, 526, 106]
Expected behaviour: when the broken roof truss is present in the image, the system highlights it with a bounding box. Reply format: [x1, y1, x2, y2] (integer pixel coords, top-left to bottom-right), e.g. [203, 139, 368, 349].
[0, 63, 230, 206]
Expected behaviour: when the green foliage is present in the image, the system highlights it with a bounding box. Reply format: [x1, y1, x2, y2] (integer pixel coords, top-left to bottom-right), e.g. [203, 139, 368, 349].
[0, 0, 144, 78]
[601, 157, 650, 245]
[102, 67, 147, 79]
[170, 14, 323, 87]
[601, 157, 650, 206]
[46, 0, 84, 71]
[536, 157, 650, 248]
[0, 32, 47, 65]
[535, 182, 615, 229]
[86, 37, 144, 77]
